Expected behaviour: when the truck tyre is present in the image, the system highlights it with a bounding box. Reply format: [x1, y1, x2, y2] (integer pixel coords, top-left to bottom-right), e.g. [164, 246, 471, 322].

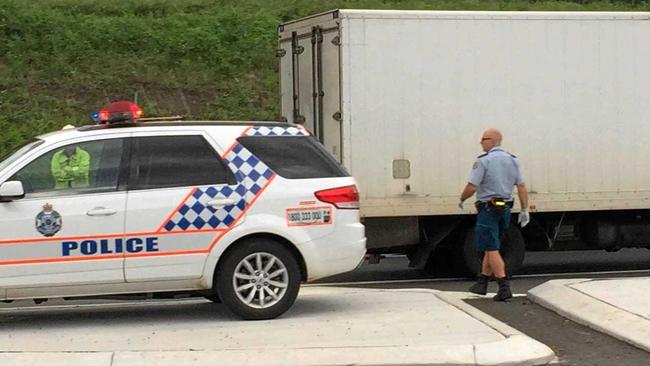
[457, 225, 526, 278]
[216, 238, 301, 320]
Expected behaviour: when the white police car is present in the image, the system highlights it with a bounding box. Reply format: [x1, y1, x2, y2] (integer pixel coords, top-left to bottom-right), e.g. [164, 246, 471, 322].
[0, 101, 366, 319]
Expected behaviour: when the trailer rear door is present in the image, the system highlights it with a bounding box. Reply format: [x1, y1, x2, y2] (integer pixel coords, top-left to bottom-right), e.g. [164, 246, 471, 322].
[279, 14, 342, 161]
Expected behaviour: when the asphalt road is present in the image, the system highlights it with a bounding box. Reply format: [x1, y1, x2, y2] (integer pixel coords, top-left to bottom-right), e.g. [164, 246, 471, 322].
[468, 297, 650, 366]
[317, 247, 650, 285]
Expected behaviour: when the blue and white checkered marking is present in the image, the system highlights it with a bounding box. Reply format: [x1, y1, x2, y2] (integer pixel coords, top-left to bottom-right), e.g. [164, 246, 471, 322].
[163, 142, 275, 232]
[246, 126, 307, 136]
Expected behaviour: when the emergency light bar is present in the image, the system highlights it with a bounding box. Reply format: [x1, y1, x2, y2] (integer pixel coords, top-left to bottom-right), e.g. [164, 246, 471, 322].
[92, 101, 143, 124]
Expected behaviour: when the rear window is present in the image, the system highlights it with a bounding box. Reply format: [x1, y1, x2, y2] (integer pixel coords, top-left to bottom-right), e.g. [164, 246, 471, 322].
[237, 136, 349, 179]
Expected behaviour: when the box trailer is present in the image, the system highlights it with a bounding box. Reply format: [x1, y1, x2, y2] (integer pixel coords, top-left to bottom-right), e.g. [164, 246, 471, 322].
[278, 10, 650, 275]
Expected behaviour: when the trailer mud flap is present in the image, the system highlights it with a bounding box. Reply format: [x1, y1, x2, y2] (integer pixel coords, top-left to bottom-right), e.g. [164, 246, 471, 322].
[409, 217, 463, 269]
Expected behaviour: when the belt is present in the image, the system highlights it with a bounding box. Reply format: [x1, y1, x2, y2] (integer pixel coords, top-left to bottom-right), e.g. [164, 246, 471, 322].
[475, 198, 514, 211]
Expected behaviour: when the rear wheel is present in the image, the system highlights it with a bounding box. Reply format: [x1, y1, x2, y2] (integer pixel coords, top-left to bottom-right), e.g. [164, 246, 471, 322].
[456, 224, 526, 277]
[216, 238, 301, 320]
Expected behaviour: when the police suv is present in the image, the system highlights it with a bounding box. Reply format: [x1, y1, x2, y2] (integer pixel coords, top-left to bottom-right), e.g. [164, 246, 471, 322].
[0, 102, 366, 319]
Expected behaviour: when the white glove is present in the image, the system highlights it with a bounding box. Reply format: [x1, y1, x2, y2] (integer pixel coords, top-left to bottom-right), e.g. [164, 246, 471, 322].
[458, 200, 464, 210]
[518, 208, 530, 228]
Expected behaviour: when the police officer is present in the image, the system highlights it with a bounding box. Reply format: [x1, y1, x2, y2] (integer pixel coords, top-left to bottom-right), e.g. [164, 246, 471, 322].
[51, 145, 90, 189]
[458, 128, 529, 301]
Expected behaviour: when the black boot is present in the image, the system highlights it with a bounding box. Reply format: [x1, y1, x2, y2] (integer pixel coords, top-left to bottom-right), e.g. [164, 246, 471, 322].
[493, 277, 512, 301]
[468, 274, 490, 295]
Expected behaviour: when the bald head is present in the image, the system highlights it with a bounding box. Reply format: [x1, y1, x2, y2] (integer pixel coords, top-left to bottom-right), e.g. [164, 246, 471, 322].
[480, 128, 503, 152]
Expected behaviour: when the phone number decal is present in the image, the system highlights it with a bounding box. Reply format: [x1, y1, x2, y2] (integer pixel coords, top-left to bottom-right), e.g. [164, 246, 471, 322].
[285, 207, 333, 226]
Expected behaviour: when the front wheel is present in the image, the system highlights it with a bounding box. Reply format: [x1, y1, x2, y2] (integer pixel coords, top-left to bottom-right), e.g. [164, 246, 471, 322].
[216, 238, 301, 320]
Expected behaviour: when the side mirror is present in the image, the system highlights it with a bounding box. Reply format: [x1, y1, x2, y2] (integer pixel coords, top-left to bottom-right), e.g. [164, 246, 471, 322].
[0, 181, 25, 202]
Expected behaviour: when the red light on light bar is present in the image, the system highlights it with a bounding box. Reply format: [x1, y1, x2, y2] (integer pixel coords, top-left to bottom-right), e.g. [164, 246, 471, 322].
[98, 101, 144, 124]
[98, 110, 109, 121]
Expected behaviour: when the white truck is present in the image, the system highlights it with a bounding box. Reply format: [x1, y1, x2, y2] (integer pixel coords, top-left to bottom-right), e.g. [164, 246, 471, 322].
[278, 9, 650, 275]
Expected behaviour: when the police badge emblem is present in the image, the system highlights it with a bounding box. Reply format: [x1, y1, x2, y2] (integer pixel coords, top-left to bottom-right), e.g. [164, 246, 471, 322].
[35, 203, 63, 237]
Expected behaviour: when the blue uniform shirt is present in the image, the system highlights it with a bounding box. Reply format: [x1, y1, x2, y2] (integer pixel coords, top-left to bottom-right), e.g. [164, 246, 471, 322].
[468, 147, 524, 202]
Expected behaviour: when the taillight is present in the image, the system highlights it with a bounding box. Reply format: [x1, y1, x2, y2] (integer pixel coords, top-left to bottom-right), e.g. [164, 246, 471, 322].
[315, 185, 360, 209]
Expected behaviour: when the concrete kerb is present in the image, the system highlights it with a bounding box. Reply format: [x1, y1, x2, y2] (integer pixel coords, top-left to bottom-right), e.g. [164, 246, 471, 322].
[0, 352, 113, 366]
[528, 279, 650, 353]
[432, 290, 556, 366]
[0, 287, 556, 366]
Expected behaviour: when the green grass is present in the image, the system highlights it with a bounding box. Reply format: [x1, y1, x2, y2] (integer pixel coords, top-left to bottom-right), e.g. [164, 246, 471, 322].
[1, 0, 649, 156]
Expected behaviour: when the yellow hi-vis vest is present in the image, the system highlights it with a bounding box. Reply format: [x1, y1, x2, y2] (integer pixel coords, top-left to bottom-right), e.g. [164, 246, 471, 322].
[51, 148, 90, 189]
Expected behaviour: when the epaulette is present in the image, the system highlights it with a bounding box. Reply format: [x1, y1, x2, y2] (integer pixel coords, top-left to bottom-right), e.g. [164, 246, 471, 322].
[477, 152, 488, 158]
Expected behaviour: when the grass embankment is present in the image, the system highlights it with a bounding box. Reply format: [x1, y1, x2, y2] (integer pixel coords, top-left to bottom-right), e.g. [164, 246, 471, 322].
[1, 0, 648, 156]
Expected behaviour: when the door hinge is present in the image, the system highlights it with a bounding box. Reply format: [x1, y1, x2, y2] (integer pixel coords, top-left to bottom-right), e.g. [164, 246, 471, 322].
[332, 112, 342, 121]
[276, 48, 287, 57]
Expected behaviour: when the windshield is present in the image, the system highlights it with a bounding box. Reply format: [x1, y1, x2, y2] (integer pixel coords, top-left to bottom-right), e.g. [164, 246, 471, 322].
[0, 139, 45, 174]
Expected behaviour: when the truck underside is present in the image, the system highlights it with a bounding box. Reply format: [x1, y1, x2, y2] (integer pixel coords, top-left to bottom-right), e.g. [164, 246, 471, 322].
[364, 210, 650, 276]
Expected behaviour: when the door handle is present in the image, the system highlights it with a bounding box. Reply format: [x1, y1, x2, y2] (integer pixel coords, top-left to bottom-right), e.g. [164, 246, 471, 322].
[207, 198, 237, 208]
[86, 207, 117, 217]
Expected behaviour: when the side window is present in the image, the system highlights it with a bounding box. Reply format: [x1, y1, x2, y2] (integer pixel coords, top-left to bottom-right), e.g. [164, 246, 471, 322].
[10, 138, 124, 196]
[237, 136, 349, 179]
[129, 135, 235, 190]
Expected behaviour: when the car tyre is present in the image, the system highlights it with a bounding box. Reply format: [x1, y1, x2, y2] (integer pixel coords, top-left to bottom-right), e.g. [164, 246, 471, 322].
[216, 238, 301, 320]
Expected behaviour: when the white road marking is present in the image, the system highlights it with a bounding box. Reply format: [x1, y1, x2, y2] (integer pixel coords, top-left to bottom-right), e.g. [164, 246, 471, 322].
[310, 269, 650, 287]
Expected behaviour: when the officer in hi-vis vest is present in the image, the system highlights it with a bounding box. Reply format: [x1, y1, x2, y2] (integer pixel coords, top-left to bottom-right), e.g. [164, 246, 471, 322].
[51, 145, 90, 189]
